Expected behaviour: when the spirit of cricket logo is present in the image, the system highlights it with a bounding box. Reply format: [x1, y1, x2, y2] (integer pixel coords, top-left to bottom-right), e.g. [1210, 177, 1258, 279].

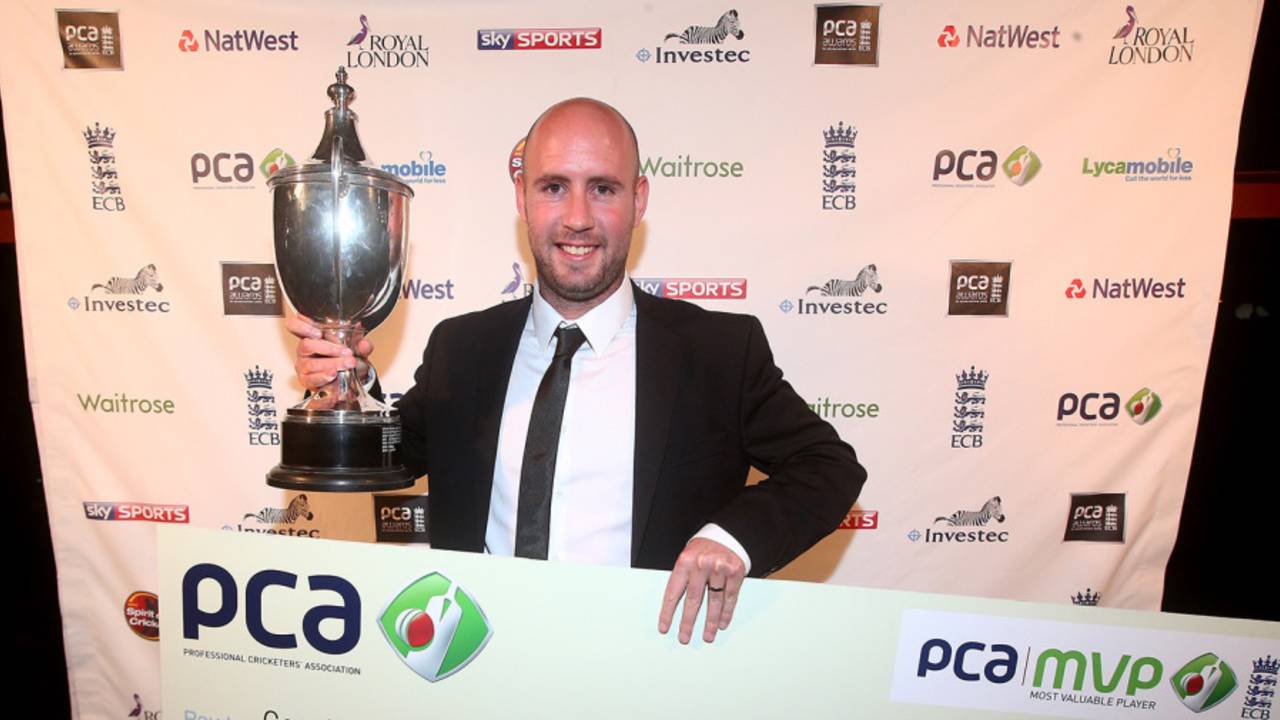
[379, 572, 493, 682]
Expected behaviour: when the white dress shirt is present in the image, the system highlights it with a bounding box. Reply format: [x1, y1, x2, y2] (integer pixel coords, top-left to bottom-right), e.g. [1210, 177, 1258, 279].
[484, 277, 750, 571]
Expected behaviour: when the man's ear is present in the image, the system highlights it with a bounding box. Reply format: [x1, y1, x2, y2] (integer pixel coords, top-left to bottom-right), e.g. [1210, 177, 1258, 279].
[633, 174, 649, 224]
[514, 172, 528, 223]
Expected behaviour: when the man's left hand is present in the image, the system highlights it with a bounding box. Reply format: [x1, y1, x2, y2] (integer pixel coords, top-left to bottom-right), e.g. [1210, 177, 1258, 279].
[658, 537, 746, 644]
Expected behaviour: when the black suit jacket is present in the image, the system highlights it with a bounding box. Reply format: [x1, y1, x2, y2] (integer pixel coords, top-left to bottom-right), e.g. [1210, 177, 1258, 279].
[386, 284, 866, 577]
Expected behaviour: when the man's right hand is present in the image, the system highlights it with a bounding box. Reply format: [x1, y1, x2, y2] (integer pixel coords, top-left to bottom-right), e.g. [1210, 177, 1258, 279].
[286, 314, 374, 390]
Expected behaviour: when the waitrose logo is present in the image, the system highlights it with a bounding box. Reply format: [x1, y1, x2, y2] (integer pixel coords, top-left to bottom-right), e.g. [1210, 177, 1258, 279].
[78, 392, 175, 414]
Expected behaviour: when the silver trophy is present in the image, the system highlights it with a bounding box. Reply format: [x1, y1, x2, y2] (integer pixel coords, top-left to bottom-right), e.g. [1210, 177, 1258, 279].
[266, 67, 414, 492]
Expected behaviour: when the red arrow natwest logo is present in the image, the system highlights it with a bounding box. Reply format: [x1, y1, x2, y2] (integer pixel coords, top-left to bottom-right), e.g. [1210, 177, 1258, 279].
[937, 25, 960, 48]
[1065, 278, 1086, 299]
[178, 30, 199, 52]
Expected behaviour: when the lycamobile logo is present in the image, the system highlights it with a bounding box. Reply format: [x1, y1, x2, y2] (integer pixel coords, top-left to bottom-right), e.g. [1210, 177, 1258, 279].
[379, 573, 492, 682]
[1170, 653, 1237, 712]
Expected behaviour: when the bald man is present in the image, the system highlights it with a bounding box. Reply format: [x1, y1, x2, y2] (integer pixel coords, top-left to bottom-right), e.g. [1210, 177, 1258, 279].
[289, 98, 866, 644]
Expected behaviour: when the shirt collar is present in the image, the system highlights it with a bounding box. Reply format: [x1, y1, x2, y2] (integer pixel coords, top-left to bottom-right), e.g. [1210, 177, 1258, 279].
[531, 276, 634, 357]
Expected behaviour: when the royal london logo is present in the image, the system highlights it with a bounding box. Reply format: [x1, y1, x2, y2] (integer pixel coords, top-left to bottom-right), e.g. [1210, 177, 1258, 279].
[224, 495, 319, 537]
[1082, 147, 1194, 182]
[908, 497, 1009, 544]
[244, 366, 279, 446]
[381, 150, 447, 184]
[499, 262, 533, 302]
[379, 572, 493, 682]
[821, 122, 857, 210]
[84, 122, 125, 211]
[779, 264, 886, 316]
[1109, 6, 1195, 65]
[952, 366, 987, 449]
[345, 14, 428, 69]
[68, 264, 170, 314]
[636, 9, 750, 64]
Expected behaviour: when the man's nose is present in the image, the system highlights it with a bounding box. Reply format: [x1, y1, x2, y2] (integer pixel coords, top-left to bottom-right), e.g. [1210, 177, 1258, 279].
[563, 188, 593, 232]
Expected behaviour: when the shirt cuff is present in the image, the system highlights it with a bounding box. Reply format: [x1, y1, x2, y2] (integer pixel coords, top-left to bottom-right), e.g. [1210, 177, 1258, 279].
[362, 363, 378, 394]
[692, 523, 752, 576]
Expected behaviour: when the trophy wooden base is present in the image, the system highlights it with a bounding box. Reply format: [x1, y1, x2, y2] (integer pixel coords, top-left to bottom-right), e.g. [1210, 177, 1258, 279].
[267, 410, 414, 492]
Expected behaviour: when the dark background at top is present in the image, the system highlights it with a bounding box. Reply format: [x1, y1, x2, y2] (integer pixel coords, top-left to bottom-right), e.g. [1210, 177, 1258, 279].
[2, 5, 1277, 717]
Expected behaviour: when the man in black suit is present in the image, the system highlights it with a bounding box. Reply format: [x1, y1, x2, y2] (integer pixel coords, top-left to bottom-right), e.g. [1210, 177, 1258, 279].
[290, 98, 866, 644]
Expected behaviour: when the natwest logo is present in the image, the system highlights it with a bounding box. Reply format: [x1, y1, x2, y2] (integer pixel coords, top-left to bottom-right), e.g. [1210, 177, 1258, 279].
[637, 9, 750, 64]
[478, 28, 601, 50]
[84, 501, 189, 523]
[179, 27, 299, 52]
[936, 23, 1062, 49]
[634, 278, 747, 300]
[1066, 276, 1187, 300]
[401, 278, 456, 301]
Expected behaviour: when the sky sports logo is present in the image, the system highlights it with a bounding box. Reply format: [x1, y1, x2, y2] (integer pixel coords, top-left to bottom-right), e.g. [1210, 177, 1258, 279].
[635, 278, 747, 300]
[477, 28, 601, 50]
[84, 501, 189, 523]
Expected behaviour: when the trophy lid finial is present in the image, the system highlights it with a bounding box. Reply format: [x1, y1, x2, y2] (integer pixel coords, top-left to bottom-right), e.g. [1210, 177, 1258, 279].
[327, 66, 355, 111]
[313, 66, 367, 164]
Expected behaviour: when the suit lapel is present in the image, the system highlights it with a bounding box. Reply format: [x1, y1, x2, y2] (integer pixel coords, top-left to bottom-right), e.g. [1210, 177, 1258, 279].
[632, 286, 685, 564]
[471, 295, 532, 548]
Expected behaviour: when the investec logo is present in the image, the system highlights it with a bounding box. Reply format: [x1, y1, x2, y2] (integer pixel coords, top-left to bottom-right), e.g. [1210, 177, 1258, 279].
[177, 27, 299, 52]
[1109, 7, 1195, 65]
[1082, 148, 1194, 182]
[909, 497, 1009, 544]
[636, 9, 750, 64]
[634, 278, 747, 300]
[224, 495, 318, 537]
[1066, 276, 1187, 300]
[345, 15, 428, 69]
[68, 264, 170, 314]
[779, 264, 887, 316]
[936, 22, 1062, 49]
[477, 27, 601, 50]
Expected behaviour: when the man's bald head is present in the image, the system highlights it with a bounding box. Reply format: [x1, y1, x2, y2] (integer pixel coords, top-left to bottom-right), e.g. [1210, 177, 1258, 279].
[522, 97, 641, 181]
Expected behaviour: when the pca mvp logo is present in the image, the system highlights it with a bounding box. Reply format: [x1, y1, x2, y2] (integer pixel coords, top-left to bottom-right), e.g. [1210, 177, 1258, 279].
[181, 564, 491, 682]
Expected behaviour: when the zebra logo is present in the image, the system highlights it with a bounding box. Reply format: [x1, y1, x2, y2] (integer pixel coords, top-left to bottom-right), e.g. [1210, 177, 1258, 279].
[806, 264, 882, 296]
[91, 264, 163, 294]
[665, 9, 744, 44]
[244, 494, 314, 525]
[935, 497, 1005, 527]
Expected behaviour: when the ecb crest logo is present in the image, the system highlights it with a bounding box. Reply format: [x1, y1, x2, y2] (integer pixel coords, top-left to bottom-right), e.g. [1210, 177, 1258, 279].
[245, 366, 280, 446]
[84, 123, 125, 212]
[952, 366, 987, 449]
[822, 121, 857, 211]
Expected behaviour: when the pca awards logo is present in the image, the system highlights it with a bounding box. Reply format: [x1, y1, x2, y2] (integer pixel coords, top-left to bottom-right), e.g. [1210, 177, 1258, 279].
[244, 366, 280, 446]
[222, 263, 282, 316]
[948, 261, 1011, 316]
[814, 5, 879, 66]
[821, 121, 857, 210]
[56, 10, 123, 69]
[380, 573, 493, 682]
[374, 495, 430, 543]
[1064, 492, 1126, 543]
[84, 123, 125, 211]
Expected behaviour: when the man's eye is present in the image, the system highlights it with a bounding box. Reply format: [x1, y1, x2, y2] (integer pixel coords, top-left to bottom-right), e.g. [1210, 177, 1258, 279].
[544, 182, 563, 194]
[595, 184, 616, 195]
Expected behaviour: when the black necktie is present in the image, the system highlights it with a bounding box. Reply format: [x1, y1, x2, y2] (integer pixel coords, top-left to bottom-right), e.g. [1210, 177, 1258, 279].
[515, 325, 588, 559]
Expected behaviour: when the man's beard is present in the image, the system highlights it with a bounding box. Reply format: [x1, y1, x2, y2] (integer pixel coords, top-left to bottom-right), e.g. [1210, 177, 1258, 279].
[532, 238, 627, 304]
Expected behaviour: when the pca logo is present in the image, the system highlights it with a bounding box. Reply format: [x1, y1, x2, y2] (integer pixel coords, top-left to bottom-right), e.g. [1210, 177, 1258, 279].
[380, 573, 493, 682]
[821, 121, 857, 210]
[1064, 492, 1126, 543]
[374, 495, 430, 543]
[56, 10, 123, 69]
[222, 263, 283, 316]
[1171, 653, 1238, 712]
[948, 261, 1012, 316]
[814, 5, 880, 66]
[934, 146, 1041, 188]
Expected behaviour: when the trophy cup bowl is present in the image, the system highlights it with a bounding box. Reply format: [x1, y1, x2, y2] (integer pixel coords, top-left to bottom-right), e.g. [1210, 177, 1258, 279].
[266, 67, 415, 492]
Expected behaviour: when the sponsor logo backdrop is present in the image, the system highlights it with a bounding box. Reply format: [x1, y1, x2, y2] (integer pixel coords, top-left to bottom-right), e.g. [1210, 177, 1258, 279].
[0, 0, 1262, 716]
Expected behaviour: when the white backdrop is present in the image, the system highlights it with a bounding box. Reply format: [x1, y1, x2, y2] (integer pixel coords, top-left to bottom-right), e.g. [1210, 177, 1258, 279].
[0, 0, 1263, 717]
